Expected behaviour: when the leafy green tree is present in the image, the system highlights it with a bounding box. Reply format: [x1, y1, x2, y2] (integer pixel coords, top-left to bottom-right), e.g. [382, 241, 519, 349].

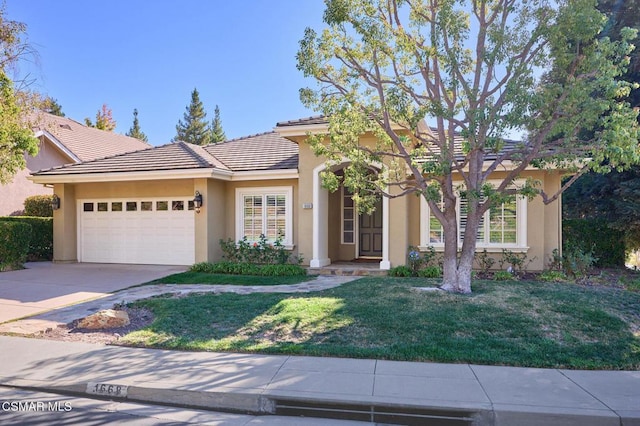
[297, 0, 639, 293]
[84, 103, 116, 131]
[562, 0, 640, 253]
[174, 88, 211, 145]
[598, 0, 639, 109]
[210, 104, 226, 143]
[0, 6, 39, 184]
[125, 108, 148, 142]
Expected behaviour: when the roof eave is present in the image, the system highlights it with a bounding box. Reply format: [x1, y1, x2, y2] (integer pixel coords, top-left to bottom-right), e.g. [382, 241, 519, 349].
[230, 169, 299, 181]
[274, 123, 329, 137]
[34, 130, 82, 163]
[29, 168, 232, 185]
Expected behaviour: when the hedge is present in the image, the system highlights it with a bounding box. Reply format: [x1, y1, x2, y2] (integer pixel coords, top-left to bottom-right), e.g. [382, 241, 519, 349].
[0, 221, 32, 270]
[0, 217, 53, 261]
[563, 218, 625, 268]
[24, 195, 54, 217]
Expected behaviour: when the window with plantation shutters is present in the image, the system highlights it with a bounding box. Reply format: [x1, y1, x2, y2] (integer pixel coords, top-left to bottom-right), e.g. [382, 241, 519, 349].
[420, 182, 527, 250]
[236, 187, 293, 247]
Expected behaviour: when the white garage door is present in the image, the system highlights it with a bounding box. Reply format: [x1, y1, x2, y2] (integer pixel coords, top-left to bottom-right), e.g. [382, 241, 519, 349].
[79, 198, 195, 265]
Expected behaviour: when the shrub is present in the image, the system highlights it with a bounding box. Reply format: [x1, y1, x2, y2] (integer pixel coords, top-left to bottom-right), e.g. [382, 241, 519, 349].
[189, 261, 306, 277]
[190, 262, 216, 273]
[219, 235, 300, 265]
[417, 266, 442, 278]
[562, 245, 597, 278]
[498, 249, 534, 275]
[0, 217, 53, 261]
[475, 249, 496, 275]
[538, 270, 568, 282]
[493, 270, 514, 281]
[388, 265, 413, 277]
[563, 218, 625, 268]
[0, 221, 32, 270]
[24, 195, 54, 217]
[547, 248, 563, 272]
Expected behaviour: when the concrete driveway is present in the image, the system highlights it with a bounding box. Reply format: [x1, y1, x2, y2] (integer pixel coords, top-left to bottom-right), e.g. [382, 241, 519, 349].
[0, 262, 186, 324]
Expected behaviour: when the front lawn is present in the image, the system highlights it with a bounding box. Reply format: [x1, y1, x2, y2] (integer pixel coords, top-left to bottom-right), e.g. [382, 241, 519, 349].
[151, 272, 317, 286]
[121, 277, 640, 369]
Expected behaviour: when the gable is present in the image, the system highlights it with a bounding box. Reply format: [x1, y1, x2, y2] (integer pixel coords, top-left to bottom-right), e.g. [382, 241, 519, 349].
[30, 112, 150, 162]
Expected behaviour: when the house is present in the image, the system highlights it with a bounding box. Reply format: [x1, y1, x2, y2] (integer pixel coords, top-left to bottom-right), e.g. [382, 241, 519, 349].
[29, 117, 563, 271]
[0, 112, 150, 216]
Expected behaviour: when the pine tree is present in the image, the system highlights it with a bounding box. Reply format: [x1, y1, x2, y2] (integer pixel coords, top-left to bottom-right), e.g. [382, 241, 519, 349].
[125, 108, 148, 142]
[41, 96, 64, 116]
[85, 104, 116, 131]
[209, 104, 226, 143]
[173, 88, 211, 145]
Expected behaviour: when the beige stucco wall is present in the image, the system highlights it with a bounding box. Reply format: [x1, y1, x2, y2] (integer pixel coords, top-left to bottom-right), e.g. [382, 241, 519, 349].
[0, 138, 72, 216]
[296, 137, 564, 272]
[223, 178, 299, 256]
[49, 176, 301, 265]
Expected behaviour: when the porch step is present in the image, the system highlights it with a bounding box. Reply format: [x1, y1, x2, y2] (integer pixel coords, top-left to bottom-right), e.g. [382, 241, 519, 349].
[307, 266, 388, 277]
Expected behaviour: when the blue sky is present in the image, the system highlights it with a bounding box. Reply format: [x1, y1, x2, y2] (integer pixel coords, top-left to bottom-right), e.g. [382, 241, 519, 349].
[7, 1, 327, 145]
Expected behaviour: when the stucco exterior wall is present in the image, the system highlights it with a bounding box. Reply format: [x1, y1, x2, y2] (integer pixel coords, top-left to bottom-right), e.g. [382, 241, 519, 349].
[0, 138, 72, 216]
[223, 178, 300, 256]
[296, 138, 564, 272]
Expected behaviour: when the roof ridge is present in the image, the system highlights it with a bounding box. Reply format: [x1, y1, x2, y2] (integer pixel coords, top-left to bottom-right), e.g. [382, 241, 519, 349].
[275, 115, 326, 126]
[205, 131, 277, 147]
[180, 142, 224, 168]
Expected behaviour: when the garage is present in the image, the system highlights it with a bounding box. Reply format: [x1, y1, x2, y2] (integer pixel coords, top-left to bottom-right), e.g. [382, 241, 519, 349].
[78, 198, 196, 265]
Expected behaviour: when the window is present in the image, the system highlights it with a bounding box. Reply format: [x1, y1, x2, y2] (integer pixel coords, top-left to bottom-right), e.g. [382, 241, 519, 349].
[156, 201, 168, 211]
[83, 203, 94, 212]
[420, 184, 527, 250]
[342, 186, 355, 244]
[236, 187, 293, 247]
[97, 202, 108, 212]
[126, 202, 137, 211]
[172, 201, 184, 211]
[111, 202, 122, 212]
[141, 201, 153, 211]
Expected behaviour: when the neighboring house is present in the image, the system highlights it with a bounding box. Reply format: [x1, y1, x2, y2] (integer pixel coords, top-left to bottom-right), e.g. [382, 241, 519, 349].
[0, 112, 150, 216]
[30, 117, 563, 271]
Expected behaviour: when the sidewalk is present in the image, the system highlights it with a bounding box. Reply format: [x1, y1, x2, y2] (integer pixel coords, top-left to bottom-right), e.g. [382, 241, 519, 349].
[0, 336, 638, 425]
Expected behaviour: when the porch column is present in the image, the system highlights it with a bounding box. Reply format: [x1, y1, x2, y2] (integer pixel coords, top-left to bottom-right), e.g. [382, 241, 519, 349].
[380, 194, 391, 270]
[311, 164, 330, 267]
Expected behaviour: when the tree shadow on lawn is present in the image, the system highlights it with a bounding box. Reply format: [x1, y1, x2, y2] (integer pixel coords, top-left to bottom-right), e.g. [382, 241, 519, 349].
[120, 278, 640, 369]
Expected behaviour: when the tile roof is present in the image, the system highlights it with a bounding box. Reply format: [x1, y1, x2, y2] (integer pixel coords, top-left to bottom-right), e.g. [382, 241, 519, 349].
[275, 115, 521, 160]
[275, 115, 328, 127]
[204, 132, 298, 171]
[33, 132, 298, 176]
[31, 111, 151, 162]
[33, 142, 227, 176]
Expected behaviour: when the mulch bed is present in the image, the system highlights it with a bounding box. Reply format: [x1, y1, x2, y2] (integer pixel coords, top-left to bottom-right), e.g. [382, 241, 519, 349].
[36, 306, 154, 345]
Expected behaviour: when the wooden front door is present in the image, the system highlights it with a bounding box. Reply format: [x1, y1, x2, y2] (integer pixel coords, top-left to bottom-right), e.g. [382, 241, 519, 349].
[359, 197, 383, 257]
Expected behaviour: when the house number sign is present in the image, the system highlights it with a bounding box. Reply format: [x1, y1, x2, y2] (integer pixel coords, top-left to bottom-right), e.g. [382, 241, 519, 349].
[86, 382, 128, 397]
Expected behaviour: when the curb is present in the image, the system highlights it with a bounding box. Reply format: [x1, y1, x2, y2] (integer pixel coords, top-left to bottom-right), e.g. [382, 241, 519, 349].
[2, 380, 633, 426]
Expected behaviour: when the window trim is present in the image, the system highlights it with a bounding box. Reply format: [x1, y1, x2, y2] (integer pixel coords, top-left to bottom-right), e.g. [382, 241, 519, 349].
[235, 186, 294, 248]
[419, 181, 528, 252]
[341, 186, 356, 245]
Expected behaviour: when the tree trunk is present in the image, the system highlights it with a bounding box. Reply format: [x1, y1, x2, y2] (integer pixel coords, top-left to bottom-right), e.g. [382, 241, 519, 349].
[439, 196, 482, 294]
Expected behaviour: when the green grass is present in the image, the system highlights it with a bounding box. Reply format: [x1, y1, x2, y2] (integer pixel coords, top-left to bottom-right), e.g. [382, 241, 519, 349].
[121, 277, 640, 369]
[151, 272, 317, 286]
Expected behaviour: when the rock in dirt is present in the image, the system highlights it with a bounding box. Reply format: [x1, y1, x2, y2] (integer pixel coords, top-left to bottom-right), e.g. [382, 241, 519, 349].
[77, 309, 130, 330]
